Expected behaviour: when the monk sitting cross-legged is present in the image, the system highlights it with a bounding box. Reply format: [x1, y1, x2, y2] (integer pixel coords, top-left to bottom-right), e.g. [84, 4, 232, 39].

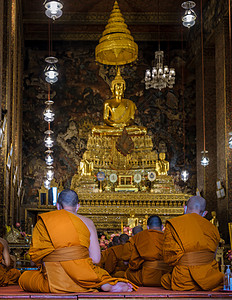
[161, 196, 224, 291]
[125, 215, 171, 286]
[19, 189, 137, 293]
[104, 234, 129, 278]
[0, 238, 20, 286]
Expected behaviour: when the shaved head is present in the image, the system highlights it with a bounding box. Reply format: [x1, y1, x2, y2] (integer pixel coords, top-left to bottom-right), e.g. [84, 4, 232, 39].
[119, 234, 129, 245]
[132, 225, 143, 236]
[112, 236, 120, 246]
[147, 215, 162, 230]
[186, 196, 206, 214]
[58, 189, 79, 208]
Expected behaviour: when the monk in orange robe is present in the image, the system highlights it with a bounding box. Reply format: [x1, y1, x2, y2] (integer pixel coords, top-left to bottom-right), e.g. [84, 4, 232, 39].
[121, 226, 143, 263]
[19, 189, 137, 293]
[104, 234, 129, 278]
[125, 215, 171, 286]
[161, 196, 224, 291]
[98, 236, 120, 269]
[0, 238, 20, 286]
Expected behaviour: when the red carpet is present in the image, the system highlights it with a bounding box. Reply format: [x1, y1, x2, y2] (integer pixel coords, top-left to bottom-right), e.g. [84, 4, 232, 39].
[0, 285, 231, 299]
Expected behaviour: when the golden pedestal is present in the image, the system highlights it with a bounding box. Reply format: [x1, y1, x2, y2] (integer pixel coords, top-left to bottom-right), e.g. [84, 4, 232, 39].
[70, 125, 190, 232]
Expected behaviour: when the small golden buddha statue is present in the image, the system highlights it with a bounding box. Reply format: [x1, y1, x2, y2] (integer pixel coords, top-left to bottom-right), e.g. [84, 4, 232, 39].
[156, 152, 169, 176]
[142, 214, 149, 230]
[79, 152, 93, 176]
[210, 211, 219, 229]
[128, 211, 138, 228]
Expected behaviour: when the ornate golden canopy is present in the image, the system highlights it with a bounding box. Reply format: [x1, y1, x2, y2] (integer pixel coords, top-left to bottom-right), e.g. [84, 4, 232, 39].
[95, 1, 138, 65]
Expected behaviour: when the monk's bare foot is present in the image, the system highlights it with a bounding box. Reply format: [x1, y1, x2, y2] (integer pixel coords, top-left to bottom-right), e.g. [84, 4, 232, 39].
[101, 282, 133, 292]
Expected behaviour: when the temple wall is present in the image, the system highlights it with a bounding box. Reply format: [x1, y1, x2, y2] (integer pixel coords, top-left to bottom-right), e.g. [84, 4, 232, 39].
[22, 41, 197, 206]
[0, 0, 23, 233]
[196, 46, 217, 213]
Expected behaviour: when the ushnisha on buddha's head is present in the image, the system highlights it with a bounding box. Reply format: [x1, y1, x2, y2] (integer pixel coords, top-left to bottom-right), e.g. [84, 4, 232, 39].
[57, 189, 80, 213]
[111, 68, 126, 99]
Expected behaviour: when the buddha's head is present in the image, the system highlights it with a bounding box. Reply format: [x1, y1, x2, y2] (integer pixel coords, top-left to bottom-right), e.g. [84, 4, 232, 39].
[159, 152, 166, 160]
[211, 211, 216, 218]
[111, 68, 126, 98]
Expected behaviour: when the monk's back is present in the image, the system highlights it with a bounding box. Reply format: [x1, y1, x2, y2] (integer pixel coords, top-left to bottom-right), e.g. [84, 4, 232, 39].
[133, 229, 164, 261]
[168, 213, 219, 252]
[161, 212, 223, 291]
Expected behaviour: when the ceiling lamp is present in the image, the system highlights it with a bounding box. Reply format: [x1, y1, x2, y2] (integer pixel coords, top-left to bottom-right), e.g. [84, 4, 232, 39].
[44, 57, 59, 84]
[201, 151, 209, 167]
[43, 106, 55, 122]
[44, 130, 54, 148]
[46, 167, 54, 181]
[44, 0, 63, 20]
[181, 169, 189, 182]
[145, 51, 175, 90]
[181, 1, 197, 28]
[44, 178, 51, 189]
[45, 153, 54, 166]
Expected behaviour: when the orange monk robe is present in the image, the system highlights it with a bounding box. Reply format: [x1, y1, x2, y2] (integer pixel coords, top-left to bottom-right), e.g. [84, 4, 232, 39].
[19, 210, 137, 293]
[121, 237, 135, 262]
[97, 249, 108, 269]
[104, 245, 128, 278]
[0, 243, 21, 286]
[125, 229, 170, 286]
[161, 213, 224, 291]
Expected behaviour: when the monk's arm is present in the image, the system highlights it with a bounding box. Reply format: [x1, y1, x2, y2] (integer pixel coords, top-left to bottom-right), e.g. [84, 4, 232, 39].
[121, 241, 133, 262]
[88, 219, 101, 264]
[29, 219, 54, 265]
[163, 222, 184, 266]
[128, 243, 144, 270]
[0, 238, 11, 267]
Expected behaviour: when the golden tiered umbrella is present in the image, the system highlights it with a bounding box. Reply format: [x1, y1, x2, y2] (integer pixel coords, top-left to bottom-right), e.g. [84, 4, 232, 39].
[95, 0, 138, 65]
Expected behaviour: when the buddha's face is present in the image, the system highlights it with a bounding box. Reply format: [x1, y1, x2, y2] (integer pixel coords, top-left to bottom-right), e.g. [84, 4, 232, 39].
[114, 82, 124, 98]
[159, 153, 165, 160]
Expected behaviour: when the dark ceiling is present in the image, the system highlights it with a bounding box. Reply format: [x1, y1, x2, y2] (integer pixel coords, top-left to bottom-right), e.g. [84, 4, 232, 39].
[22, 0, 209, 42]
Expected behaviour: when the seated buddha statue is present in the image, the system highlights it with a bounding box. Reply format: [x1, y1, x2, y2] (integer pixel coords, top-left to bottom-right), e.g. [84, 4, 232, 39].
[156, 152, 169, 176]
[92, 68, 146, 135]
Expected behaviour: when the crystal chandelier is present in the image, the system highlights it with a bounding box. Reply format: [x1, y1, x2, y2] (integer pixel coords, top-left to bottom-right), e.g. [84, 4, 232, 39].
[181, 1, 197, 28]
[44, 0, 63, 20]
[145, 50, 175, 90]
[181, 169, 189, 182]
[201, 151, 209, 167]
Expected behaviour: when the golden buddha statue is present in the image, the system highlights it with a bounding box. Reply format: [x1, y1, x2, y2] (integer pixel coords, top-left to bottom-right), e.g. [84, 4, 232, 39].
[156, 152, 169, 176]
[210, 211, 219, 229]
[79, 152, 93, 176]
[142, 214, 149, 230]
[103, 68, 136, 128]
[128, 211, 138, 228]
[92, 68, 146, 135]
